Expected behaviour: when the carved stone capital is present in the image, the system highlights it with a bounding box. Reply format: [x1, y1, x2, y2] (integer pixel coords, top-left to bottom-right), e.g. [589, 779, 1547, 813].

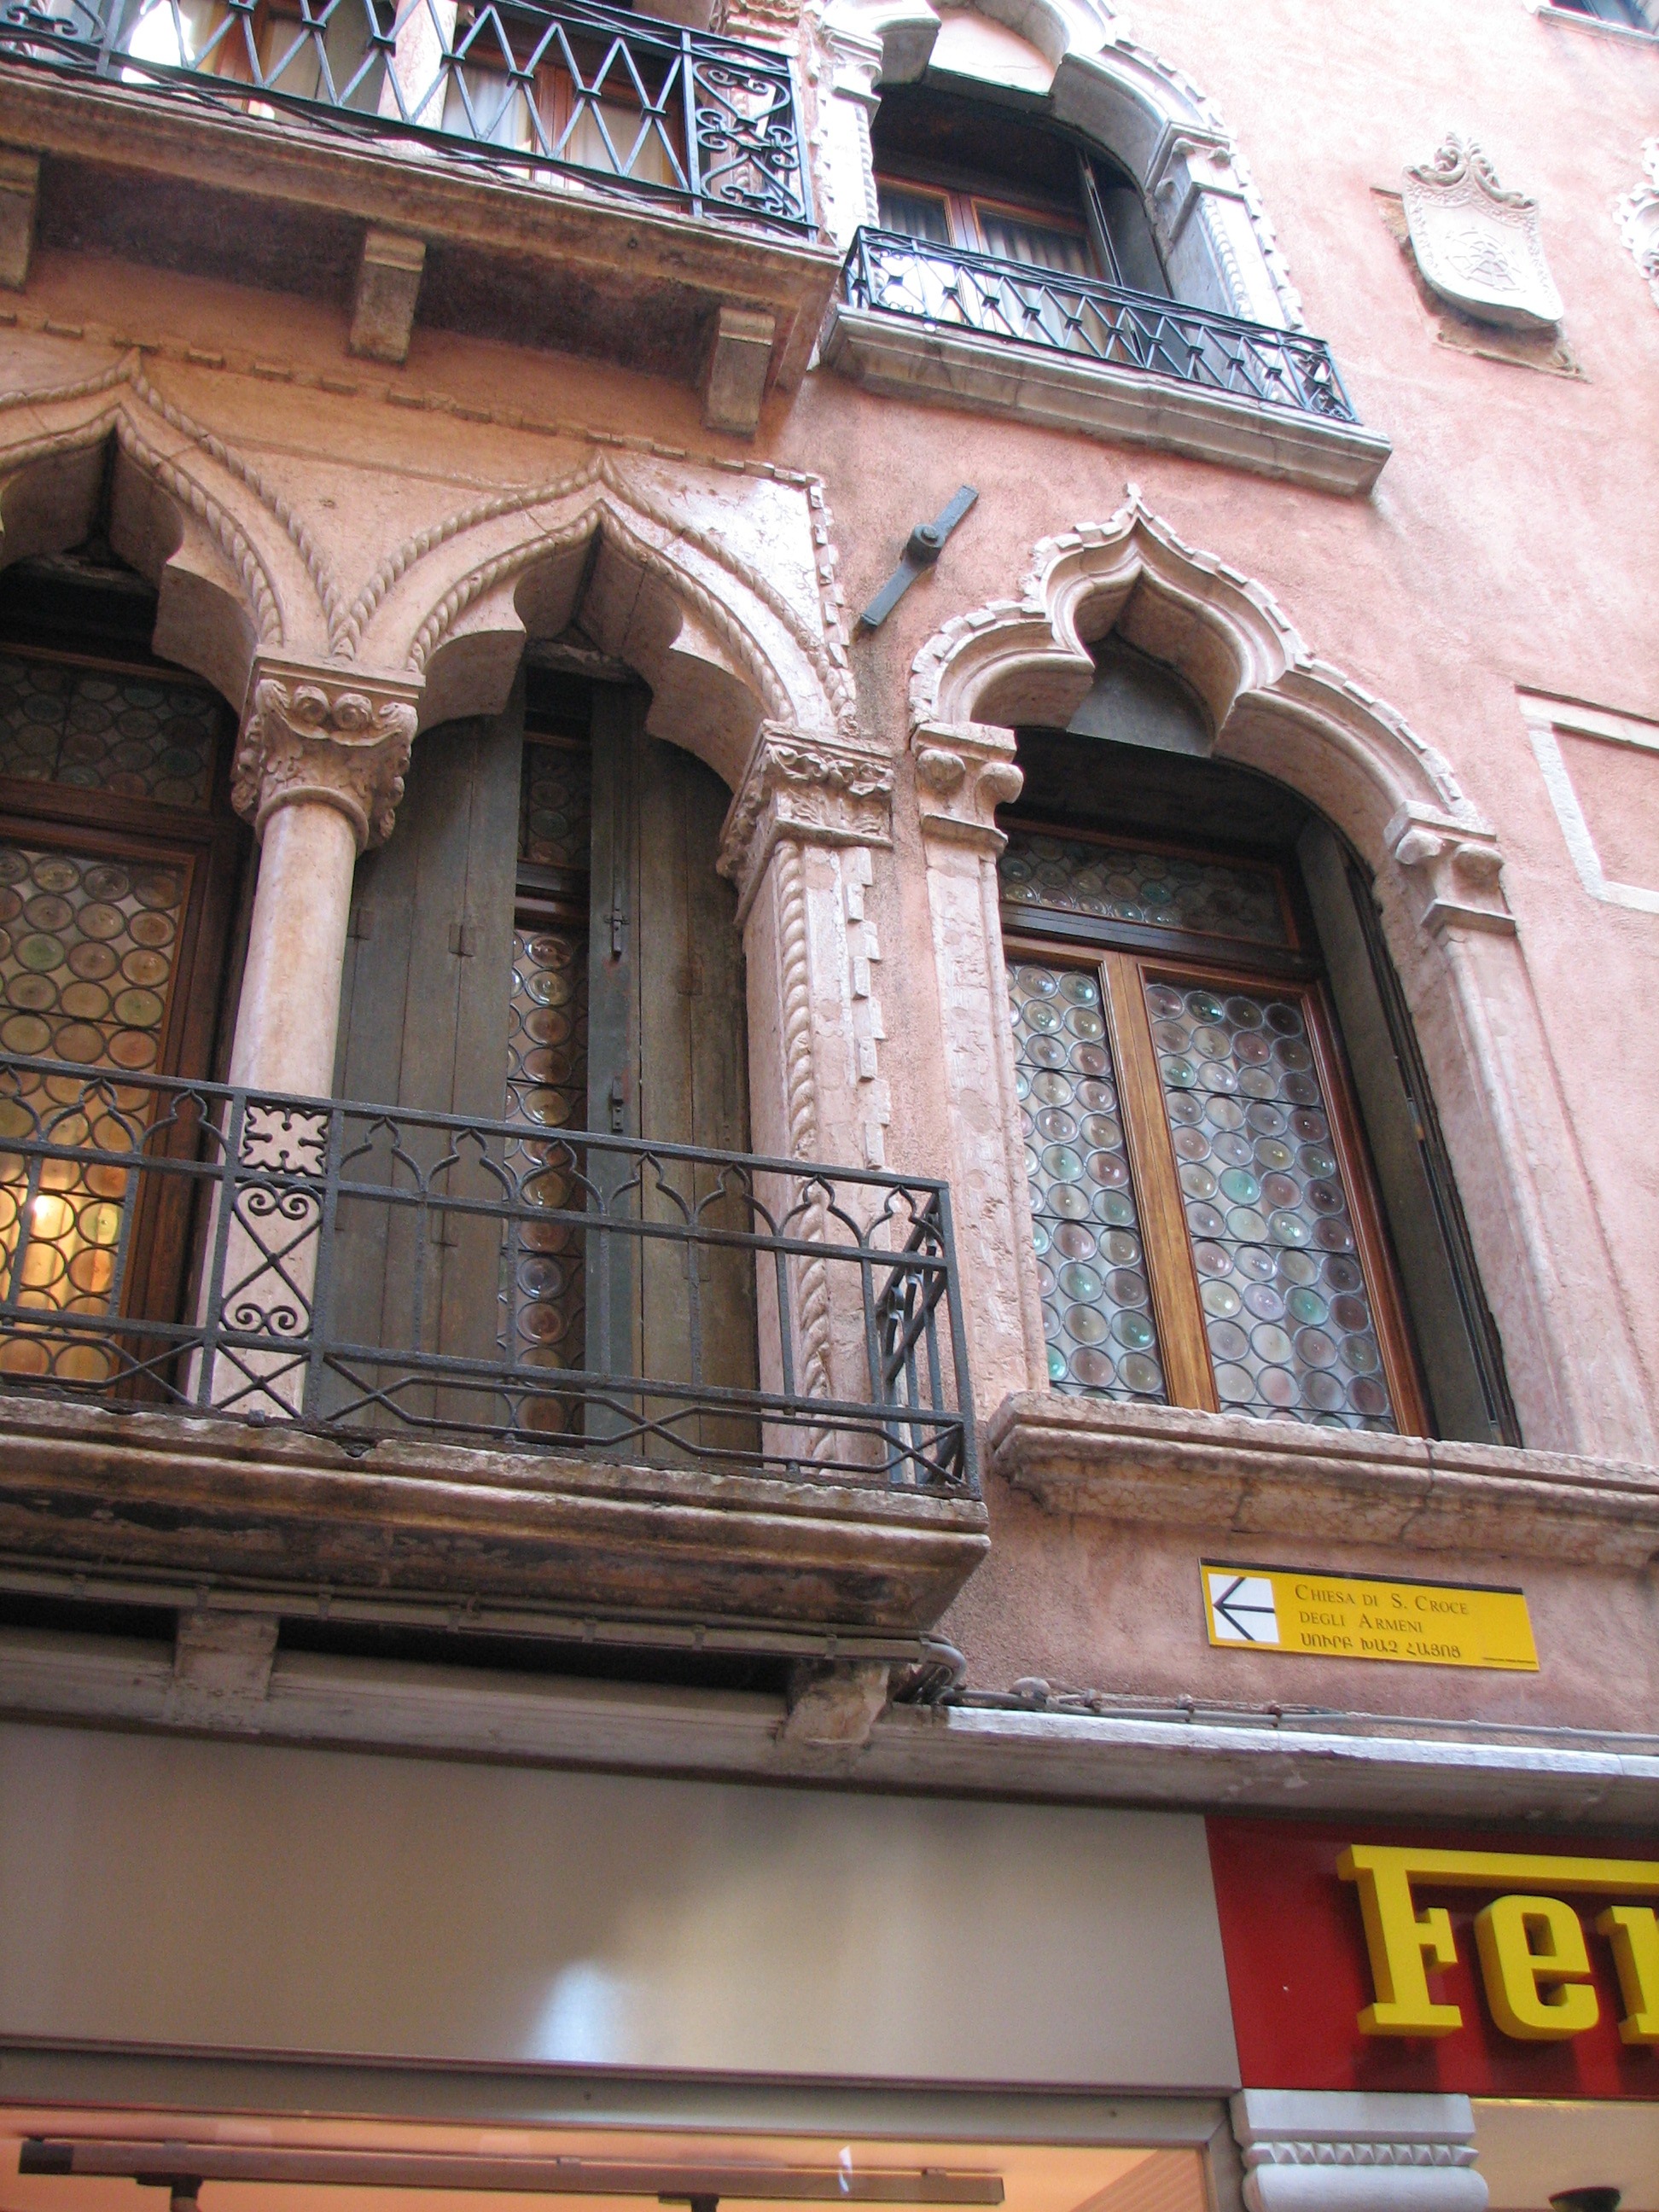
[911, 722, 1024, 851]
[234, 662, 421, 850]
[719, 725, 894, 921]
[1387, 805, 1513, 936]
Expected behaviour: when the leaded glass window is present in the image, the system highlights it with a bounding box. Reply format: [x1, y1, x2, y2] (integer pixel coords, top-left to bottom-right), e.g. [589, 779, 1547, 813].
[1001, 822, 1425, 1435]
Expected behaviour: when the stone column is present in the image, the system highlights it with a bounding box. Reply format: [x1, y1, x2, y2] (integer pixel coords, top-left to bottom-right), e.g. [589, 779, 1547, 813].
[911, 721, 1049, 1407]
[1231, 2090, 1487, 2212]
[205, 665, 417, 1418]
[719, 728, 895, 1462]
[228, 664, 419, 1098]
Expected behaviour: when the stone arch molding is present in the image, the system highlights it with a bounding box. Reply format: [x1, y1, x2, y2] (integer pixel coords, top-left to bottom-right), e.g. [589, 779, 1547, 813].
[0, 350, 860, 814]
[910, 489, 1511, 939]
[818, 0, 1304, 329]
[906, 495, 1659, 1459]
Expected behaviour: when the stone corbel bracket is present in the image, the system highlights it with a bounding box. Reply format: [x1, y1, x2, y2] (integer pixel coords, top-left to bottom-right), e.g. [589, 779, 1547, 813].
[911, 723, 1026, 849]
[1232, 2089, 1486, 2212]
[1388, 804, 1513, 936]
[233, 661, 422, 850]
[719, 724, 895, 924]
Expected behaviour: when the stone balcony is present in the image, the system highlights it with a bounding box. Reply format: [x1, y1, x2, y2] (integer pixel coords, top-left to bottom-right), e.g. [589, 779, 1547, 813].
[0, 0, 841, 428]
[0, 1054, 987, 1640]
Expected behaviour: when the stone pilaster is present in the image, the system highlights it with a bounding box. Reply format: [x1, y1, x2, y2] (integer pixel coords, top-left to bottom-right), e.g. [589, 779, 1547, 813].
[1231, 2090, 1487, 2212]
[719, 727, 894, 1445]
[911, 721, 1049, 1402]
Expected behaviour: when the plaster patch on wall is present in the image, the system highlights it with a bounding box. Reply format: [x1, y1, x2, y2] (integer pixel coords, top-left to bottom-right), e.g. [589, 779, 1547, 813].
[1521, 692, 1659, 915]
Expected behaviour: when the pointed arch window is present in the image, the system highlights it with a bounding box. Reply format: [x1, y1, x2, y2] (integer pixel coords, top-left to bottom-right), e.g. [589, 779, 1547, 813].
[999, 643, 1517, 1445]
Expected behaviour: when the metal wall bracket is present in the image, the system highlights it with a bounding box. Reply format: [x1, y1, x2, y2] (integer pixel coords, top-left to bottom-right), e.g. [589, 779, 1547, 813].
[857, 486, 978, 630]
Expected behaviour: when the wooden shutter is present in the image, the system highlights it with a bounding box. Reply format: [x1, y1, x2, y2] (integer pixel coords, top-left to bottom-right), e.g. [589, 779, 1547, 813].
[585, 689, 756, 1456]
[330, 685, 523, 1403]
[1297, 820, 1518, 1444]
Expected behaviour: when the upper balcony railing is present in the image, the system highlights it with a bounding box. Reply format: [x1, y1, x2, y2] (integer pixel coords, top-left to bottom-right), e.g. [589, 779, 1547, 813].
[841, 226, 1360, 423]
[0, 1053, 975, 1494]
[0, 0, 814, 231]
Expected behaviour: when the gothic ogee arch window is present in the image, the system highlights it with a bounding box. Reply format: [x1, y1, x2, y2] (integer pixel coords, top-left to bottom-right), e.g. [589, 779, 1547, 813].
[1000, 642, 1517, 1445]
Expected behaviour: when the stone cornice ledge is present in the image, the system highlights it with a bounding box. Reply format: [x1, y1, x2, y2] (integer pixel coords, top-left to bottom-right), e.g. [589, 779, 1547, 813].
[820, 302, 1391, 495]
[989, 1394, 1659, 1568]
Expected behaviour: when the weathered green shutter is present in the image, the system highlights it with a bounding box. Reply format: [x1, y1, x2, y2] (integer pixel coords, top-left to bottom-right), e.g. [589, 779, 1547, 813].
[584, 690, 756, 1453]
[1298, 820, 1518, 1444]
[329, 685, 523, 1405]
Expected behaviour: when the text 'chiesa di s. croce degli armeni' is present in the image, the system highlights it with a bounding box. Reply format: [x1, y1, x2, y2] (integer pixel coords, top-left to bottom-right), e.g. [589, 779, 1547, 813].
[0, 0, 1653, 2202]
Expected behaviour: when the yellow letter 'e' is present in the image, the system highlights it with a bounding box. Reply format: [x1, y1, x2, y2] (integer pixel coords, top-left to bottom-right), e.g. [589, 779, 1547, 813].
[1474, 1895, 1599, 2040]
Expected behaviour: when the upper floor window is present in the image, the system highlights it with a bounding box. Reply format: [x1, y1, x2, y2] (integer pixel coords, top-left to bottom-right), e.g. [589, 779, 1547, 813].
[1004, 826, 1423, 1433]
[870, 82, 1171, 299]
[1002, 643, 1518, 1446]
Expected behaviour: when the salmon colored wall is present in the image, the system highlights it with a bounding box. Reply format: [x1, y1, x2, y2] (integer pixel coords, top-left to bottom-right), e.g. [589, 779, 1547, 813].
[3, 0, 1655, 1720]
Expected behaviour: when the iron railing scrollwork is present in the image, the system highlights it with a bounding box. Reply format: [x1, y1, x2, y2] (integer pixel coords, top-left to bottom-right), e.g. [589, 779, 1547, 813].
[841, 227, 1361, 423]
[0, 1054, 976, 1494]
[0, 0, 812, 231]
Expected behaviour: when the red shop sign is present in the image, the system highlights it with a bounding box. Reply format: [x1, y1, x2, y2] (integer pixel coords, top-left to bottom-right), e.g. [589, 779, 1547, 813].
[1207, 1817, 1659, 2098]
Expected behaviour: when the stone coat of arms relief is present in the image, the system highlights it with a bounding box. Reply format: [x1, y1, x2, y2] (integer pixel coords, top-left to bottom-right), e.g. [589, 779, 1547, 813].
[1402, 133, 1565, 332]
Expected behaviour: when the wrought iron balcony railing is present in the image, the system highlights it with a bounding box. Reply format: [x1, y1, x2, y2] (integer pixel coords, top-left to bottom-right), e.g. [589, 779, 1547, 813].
[841, 227, 1360, 423]
[0, 0, 812, 230]
[0, 1054, 975, 1493]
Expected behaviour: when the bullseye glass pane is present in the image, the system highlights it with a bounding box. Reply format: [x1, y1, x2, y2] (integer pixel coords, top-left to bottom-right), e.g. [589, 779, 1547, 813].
[1008, 958, 1166, 1404]
[1000, 828, 1289, 947]
[1144, 976, 1396, 1433]
[0, 836, 189, 1382]
[506, 733, 593, 1430]
[519, 736, 592, 872]
[0, 653, 220, 809]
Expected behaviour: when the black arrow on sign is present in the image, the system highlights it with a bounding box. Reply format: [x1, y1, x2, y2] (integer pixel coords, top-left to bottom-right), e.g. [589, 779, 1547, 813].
[1209, 1574, 1279, 1643]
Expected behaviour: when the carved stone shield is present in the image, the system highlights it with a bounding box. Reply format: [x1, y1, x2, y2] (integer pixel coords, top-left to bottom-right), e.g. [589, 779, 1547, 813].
[1402, 134, 1564, 331]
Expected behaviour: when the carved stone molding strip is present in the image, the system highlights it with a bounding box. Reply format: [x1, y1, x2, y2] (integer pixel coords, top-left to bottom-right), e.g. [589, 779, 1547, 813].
[131, 365, 348, 647]
[772, 834, 834, 1412]
[404, 494, 797, 733]
[233, 665, 419, 848]
[341, 455, 608, 656]
[114, 410, 284, 649]
[908, 488, 1494, 903]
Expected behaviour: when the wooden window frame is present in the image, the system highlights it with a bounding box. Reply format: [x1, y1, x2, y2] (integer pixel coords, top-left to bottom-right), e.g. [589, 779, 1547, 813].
[0, 645, 246, 1388]
[1003, 825, 1431, 1437]
[873, 168, 1099, 271]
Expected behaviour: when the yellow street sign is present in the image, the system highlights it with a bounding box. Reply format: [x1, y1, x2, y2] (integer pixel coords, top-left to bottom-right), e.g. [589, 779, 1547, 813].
[1200, 1561, 1539, 1670]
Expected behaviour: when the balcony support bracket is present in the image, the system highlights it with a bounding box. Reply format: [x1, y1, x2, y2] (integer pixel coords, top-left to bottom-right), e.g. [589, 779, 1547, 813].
[350, 226, 428, 367]
[701, 305, 777, 437]
[0, 146, 38, 291]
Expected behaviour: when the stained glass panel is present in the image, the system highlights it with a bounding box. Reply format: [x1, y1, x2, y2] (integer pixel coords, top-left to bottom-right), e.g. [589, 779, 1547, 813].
[1000, 829, 1289, 946]
[0, 653, 220, 809]
[0, 837, 189, 1380]
[1008, 958, 1166, 1402]
[519, 737, 592, 871]
[1143, 977, 1396, 1432]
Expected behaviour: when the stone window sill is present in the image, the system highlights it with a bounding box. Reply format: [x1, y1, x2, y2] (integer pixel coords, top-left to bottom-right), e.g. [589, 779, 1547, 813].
[819, 300, 1393, 497]
[987, 1392, 1659, 1567]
